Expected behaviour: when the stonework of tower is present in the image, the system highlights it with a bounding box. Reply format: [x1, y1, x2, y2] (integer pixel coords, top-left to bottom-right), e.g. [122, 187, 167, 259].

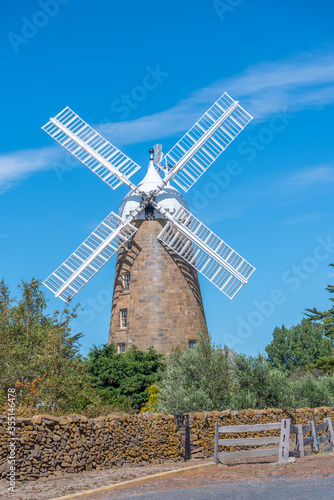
[108, 218, 208, 354]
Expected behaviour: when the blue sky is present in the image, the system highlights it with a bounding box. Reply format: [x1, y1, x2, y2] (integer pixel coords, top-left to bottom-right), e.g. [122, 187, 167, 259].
[1, 0, 334, 357]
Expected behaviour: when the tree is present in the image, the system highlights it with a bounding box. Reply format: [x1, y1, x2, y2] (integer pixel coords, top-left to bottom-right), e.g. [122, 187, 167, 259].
[264, 324, 291, 370]
[265, 318, 333, 371]
[306, 355, 334, 375]
[305, 263, 334, 341]
[87, 344, 165, 410]
[157, 335, 233, 414]
[0, 278, 49, 392]
[0, 278, 98, 413]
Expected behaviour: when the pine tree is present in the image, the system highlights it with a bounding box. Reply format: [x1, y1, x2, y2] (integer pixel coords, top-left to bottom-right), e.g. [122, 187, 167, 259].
[304, 263, 334, 341]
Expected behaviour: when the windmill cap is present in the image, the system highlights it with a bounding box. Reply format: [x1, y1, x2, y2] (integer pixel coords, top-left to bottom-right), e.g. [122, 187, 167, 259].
[118, 162, 188, 220]
[137, 160, 162, 193]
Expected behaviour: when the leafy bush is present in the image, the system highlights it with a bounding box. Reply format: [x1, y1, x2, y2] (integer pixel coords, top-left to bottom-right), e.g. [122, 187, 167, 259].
[157, 335, 233, 414]
[230, 354, 289, 410]
[286, 372, 334, 408]
[87, 344, 165, 411]
[140, 384, 159, 413]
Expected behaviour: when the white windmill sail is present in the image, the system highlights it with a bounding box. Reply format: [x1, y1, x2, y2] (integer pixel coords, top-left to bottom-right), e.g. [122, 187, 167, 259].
[43, 211, 138, 302]
[41, 91, 255, 302]
[158, 93, 252, 192]
[153, 144, 163, 168]
[42, 107, 140, 190]
[156, 204, 255, 299]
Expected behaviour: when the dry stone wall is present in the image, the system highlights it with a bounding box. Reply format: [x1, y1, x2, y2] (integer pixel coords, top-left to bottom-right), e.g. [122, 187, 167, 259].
[1, 407, 333, 480]
[0, 413, 181, 481]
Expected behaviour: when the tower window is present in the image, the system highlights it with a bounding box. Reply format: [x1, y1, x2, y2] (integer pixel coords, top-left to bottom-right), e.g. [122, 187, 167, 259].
[120, 309, 128, 329]
[189, 340, 197, 350]
[127, 237, 133, 250]
[118, 343, 125, 354]
[122, 273, 131, 291]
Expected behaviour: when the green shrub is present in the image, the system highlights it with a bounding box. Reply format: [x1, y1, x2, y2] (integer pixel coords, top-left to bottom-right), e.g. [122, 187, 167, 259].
[157, 335, 233, 414]
[87, 344, 165, 411]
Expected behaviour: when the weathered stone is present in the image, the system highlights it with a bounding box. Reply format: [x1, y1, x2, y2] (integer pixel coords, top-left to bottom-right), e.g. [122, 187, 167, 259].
[32, 445, 41, 458]
[36, 432, 43, 442]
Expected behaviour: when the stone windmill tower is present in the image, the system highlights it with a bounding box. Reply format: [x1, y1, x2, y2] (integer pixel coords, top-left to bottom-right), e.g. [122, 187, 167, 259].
[108, 157, 208, 353]
[42, 92, 255, 354]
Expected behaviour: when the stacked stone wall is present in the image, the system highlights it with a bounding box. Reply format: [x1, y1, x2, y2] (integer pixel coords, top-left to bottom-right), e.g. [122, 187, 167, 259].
[1, 407, 333, 480]
[0, 413, 181, 480]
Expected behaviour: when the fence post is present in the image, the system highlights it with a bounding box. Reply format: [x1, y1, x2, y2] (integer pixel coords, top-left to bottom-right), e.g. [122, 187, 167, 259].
[324, 417, 334, 449]
[296, 424, 305, 458]
[185, 414, 191, 460]
[174, 414, 191, 461]
[214, 422, 219, 464]
[279, 418, 291, 463]
[309, 419, 319, 453]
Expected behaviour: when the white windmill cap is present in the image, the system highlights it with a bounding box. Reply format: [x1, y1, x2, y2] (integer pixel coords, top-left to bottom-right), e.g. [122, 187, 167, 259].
[137, 159, 162, 193]
[118, 160, 189, 220]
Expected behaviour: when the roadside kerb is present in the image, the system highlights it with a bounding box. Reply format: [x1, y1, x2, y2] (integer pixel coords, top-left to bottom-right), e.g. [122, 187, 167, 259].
[49, 462, 217, 500]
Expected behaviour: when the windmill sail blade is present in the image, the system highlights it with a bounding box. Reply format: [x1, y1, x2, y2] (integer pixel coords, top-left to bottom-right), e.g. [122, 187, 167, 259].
[153, 144, 163, 167]
[159, 93, 252, 192]
[156, 205, 255, 299]
[42, 107, 140, 190]
[43, 212, 137, 302]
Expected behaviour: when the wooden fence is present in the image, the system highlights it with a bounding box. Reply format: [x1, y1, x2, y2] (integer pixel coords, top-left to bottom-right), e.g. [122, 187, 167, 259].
[293, 417, 334, 457]
[214, 417, 334, 464]
[214, 420, 290, 464]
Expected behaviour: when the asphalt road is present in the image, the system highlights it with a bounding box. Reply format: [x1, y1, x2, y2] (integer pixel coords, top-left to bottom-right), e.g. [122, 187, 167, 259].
[98, 475, 334, 499]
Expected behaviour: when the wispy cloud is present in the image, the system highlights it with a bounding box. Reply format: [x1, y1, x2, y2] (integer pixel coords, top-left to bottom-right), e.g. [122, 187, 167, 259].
[100, 50, 334, 145]
[202, 163, 334, 224]
[0, 146, 65, 193]
[281, 212, 331, 226]
[2, 50, 334, 192]
[260, 164, 334, 205]
[289, 165, 334, 187]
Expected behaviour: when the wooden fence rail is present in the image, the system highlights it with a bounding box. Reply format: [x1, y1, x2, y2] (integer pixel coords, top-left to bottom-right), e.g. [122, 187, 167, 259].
[214, 420, 290, 464]
[214, 417, 334, 465]
[294, 417, 334, 457]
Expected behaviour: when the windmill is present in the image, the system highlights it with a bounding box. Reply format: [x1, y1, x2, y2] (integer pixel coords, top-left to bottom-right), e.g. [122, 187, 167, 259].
[42, 92, 255, 353]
